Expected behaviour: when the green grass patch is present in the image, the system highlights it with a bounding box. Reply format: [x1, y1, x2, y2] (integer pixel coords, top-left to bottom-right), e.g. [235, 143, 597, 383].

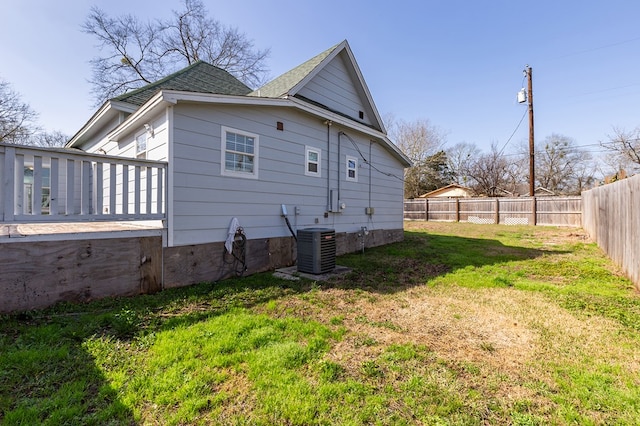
[2, 222, 639, 424]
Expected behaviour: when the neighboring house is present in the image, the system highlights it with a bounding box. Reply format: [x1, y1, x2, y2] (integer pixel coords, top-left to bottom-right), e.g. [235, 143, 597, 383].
[418, 184, 473, 198]
[65, 40, 411, 287]
[534, 187, 556, 197]
[511, 184, 557, 197]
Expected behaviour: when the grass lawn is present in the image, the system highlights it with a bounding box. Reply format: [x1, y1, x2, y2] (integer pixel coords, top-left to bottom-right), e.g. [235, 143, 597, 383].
[1, 221, 639, 425]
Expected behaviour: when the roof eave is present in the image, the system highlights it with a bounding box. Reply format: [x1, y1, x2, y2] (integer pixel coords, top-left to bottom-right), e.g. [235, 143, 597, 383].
[66, 100, 138, 148]
[107, 92, 171, 142]
[107, 91, 292, 142]
[105, 89, 411, 167]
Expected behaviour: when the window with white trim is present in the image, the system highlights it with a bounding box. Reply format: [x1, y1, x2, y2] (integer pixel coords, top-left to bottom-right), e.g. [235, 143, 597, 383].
[305, 146, 321, 177]
[135, 132, 147, 159]
[346, 156, 358, 181]
[221, 126, 259, 178]
[23, 166, 51, 214]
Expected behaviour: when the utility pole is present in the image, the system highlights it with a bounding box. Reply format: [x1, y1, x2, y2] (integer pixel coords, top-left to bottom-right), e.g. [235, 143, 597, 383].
[525, 66, 535, 196]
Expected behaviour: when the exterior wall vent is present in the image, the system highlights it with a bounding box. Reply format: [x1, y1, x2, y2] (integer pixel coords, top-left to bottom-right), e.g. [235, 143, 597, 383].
[297, 228, 336, 274]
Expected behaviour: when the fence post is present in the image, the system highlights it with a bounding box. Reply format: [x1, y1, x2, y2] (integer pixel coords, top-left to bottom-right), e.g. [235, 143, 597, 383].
[495, 198, 500, 224]
[532, 197, 537, 226]
[424, 198, 428, 221]
[455, 198, 460, 222]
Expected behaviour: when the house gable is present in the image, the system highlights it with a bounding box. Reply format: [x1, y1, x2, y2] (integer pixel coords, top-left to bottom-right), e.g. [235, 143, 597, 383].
[251, 40, 385, 133]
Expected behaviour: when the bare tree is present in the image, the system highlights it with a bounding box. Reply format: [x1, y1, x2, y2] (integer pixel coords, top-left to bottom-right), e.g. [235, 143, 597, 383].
[467, 143, 512, 196]
[389, 118, 449, 198]
[536, 134, 595, 194]
[504, 151, 528, 195]
[571, 155, 597, 193]
[32, 130, 69, 148]
[159, 0, 269, 87]
[82, 7, 166, 103]
[601, 126, 640, 174]
[0, 79, 39, 144]
[446, 142, 480, 187]
[83, 0, 269, 105]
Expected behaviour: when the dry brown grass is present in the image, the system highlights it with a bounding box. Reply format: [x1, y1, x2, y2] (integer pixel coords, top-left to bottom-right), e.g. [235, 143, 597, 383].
[252, 219, 640, 423]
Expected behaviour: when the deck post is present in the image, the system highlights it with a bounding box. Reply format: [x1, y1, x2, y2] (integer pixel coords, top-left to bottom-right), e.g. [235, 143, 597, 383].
[95, 162, 103, 215]
[50, 158, 59, 216]
[33, 156, 43, 215]
[2, 146, 16, 221]
[66, 159, 75, 215]
[81, 160, 91, 215]
[15, 154, 24, 215]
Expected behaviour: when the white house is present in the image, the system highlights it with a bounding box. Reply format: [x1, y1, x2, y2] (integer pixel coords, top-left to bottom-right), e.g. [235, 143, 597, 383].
[64, 40, 410, 286]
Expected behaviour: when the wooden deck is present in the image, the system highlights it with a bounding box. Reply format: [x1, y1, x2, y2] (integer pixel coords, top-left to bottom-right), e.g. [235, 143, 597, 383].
[0, 220, 165, 242]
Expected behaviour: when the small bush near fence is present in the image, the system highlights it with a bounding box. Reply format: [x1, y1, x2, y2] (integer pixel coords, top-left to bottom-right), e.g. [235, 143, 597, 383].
[404, 196, 582, 227]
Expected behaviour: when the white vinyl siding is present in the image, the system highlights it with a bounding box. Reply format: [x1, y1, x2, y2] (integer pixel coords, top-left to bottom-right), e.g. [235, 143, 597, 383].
[305, 146, 321, 177]
[170, 102, 404, 246]
[221, 126, 259, 179]
[297, 52, 373, 127]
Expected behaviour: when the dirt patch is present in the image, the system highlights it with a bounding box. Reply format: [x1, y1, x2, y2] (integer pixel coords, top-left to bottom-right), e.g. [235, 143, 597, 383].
[266, 283, 639, 392]
[539, 229, 591, 246]
[329, 258, 450, 291]
[303, 287, 537, 372]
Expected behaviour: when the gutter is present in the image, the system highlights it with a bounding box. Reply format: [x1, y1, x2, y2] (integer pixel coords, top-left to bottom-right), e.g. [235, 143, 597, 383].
[76, 89, 412, 167]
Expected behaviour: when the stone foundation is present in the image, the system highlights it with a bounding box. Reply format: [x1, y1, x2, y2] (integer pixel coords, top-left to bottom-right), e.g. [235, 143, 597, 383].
[1, 228, 404, 312]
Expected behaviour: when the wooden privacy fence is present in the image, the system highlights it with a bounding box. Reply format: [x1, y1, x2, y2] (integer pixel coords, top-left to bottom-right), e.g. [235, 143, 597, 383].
[1, 142, 167, 222]
[404, 196, 582, 227]
[582, 175, 640, 290]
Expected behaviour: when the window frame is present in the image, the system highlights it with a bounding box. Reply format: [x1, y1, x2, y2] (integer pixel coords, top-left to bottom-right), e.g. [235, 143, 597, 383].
[346, 155, 358, 182]
[221, 126, 259, 179]
[23, 166, 51, 214]
[135, 131, 147, 160]
[305, 146, 321, 177]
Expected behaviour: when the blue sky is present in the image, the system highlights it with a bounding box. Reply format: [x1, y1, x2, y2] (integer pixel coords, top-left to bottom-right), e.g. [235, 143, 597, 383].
[2, 0, 640, 157]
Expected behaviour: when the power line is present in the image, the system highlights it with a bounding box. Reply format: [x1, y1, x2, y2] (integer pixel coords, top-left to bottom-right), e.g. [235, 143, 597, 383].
[500, 143, 615, 158]
[554, 36, 640, 60]
[339, 131, 405, 182]
[499, 109, 528, 155]
[565, 83, 640, 99]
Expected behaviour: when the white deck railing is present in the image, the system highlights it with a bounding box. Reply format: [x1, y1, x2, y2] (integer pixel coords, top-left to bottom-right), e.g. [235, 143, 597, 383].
[1, 142, 167, 222]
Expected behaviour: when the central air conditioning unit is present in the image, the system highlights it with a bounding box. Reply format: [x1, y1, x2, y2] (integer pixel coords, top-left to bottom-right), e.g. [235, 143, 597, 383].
[297, 228, 336, 274]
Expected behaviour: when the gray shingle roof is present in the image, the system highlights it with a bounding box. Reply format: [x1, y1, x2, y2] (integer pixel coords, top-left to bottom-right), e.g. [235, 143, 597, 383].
[114, 61, 252, 106]
[249, 42, 341, 98]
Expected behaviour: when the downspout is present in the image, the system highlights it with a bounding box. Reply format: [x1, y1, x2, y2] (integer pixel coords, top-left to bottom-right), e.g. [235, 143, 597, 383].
[325, 120, 332, 212]
[338, 131, 342, 211]
[369, 140, 373, 210]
